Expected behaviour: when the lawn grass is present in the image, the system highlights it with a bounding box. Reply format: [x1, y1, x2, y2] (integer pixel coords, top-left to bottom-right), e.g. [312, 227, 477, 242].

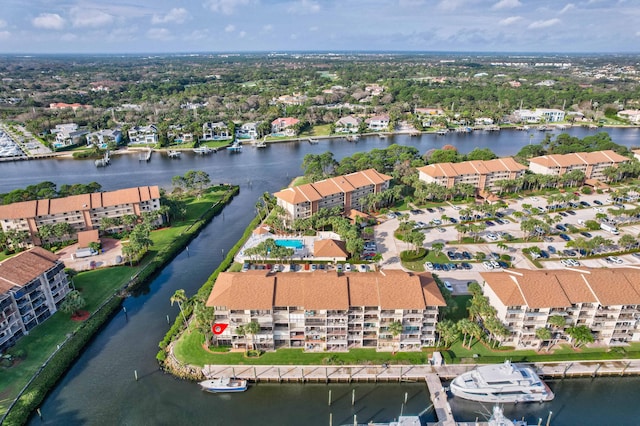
[174, 330, 431, 366]
[0, 187, 234, 418]
[400, 250, 449, 272]
[300, 124, 332, 137]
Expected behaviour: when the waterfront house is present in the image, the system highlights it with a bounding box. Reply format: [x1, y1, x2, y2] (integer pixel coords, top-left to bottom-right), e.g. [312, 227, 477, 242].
[271, 117, 300, 136]
[0, 186, 162, 244]
[167, 125, 194, 144]
[335, 116, 361, 133]
[617, 110, 640, 124]
[128, 125, 158, 145]
[481, 269, 640, 348]
[52, 123, 88, 149]
[513, 108, 566, 123]
[86, 129, 122, 147]
[274, 169, 392, 220]
[0, 247, 71, 351]
[202, 122, 231, 141]
[365, 115, 390, 131]
[206, 270, 445, 352]
[528, 150, 629, 181]
[237, 122, 260, 139]
[417, 158, 527, 193]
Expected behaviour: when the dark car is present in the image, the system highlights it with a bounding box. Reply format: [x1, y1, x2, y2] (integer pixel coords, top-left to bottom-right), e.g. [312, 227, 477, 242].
[447, 251, 456, 260]
[441, 264, 450, 271]
[539, 250, 549, 258]
[427, 208, 435, 213]
[496, 212, 504, 218]
[559, 233, 571, 241]
[497, 261, 509, 269]
[462, 251, 472, 260]
[485, 220, 495, 226]
[461, 262, 472, 270]
[547, 245, 557, 254]
[437, 207, 445, 212]
[580, 231, 592, 238]
[558, 211, 568, 217]
[593, 200, 603, 205]
[566, 210, 576, 216]
[454, 252, 463, 260]
[449, 217, 458, 224]
[580, 201, 591, 207]
[555, 224, 566, 231]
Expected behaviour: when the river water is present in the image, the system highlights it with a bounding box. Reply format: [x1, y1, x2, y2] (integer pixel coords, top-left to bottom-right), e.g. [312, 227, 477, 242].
[2, 128, 637, 425]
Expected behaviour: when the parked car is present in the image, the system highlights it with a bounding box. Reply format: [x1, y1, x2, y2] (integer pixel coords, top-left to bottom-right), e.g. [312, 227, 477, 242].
[580, 201, 591, 207]
[482, 261, 494, 270]
[559, 233, 571, 241]
[449, 218, 458, 224]
[359, 264, 368, 272]
[438, 227, 446, 233]
[606, 256, 623, 264]
[497, 261, 509, 269]
[556, 224, 566, 231]
[462, 251, 472, 260]
[580, 231, 592, 238]
[558, 211, 568, 217]
[539, 250, 549, 259]
[427, 208, 435, 213]
[336, 263, 343, 272]
[566, 210, 576, 215]
[461, 262, 472, 270]
[443, 281, 454, 292]
[485, 233, 498, 241]
[547, 246, 557, 254]
[593, 200, 603, 205]
[425, 262, 434, 270]
[344, 263, 351, 272]
[485, 220, 495, 226]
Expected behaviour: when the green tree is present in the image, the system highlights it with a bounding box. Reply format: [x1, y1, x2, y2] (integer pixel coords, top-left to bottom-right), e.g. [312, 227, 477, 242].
[59, 290, 86, 317]
[566, 325, 594, 348]
[388, 320, 403, 353]
[170, 289, 188, 327]
[244, 321, 261, 351]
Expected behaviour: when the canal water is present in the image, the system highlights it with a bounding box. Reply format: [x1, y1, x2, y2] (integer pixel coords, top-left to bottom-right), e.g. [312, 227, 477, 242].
[1, 127, 637, 425]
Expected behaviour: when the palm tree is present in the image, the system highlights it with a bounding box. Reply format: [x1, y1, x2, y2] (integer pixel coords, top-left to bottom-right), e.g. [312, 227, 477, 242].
[566, 325, 594, 348]
[456, 318, 473, 348]
[388, 321, 403, 353]
[170, 289, 188, 327]
[244, 321, 261, 351]
[535, 327, 552, 351]
[431, 242, 444, 258]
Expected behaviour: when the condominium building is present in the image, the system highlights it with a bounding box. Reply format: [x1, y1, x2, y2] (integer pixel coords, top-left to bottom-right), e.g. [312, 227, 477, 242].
[0, 247, 71, 351]
[0, 186, 162, 244]
[528, 150, 629, 181]
[206, 270, 446, 352]
[274, 169, 392, 220]
[481, 269, 640, 348]
[417, 158, 527, 192]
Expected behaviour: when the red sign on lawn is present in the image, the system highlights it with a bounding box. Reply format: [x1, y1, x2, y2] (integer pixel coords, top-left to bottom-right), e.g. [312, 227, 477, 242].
[212, 323, 228, 335]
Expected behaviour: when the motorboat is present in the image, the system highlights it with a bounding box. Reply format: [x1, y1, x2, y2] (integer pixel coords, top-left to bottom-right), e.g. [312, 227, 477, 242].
[193, 146, 215, 155]
[198, 377, 248, 393]
[449, 360, 554, 403]
[487, 405, 529, 426]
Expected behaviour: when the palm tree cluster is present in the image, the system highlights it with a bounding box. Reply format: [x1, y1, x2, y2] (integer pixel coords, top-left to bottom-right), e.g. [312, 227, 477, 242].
[466, 283, 510, 348]
[244, 238, 295, 264]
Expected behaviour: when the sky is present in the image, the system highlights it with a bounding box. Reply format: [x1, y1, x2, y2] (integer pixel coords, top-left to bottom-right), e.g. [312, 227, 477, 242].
[0, 0, 638, 54]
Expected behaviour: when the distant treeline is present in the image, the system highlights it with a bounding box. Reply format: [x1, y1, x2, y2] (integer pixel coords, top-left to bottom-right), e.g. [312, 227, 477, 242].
[1, 181, 102, 205]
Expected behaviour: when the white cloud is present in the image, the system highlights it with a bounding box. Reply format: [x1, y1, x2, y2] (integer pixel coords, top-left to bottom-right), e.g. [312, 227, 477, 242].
[32, 13, 65, 30]
[152, 8, 189, 25]
[437, 0, 467, 12]
[239, 31, 246, 38]
[263, 24, 273, 32]
[0, 31, 9, 39]
[225, 24, 235, 32]
[309, 26, 319, 32]
[70, 7, 114, 28]
[147, 28, 172, 40]
[290, 33, 298, 40]
[499, 16, 522, 25]
[559, 3, 575, 14]
[492, 0, 522, 10]
[287, 0, 321, 15]
[0, 19, 6, 29]
[636, 31, 640, 37]
[205, 0, 250, 15]
[528, 18, 561, 29]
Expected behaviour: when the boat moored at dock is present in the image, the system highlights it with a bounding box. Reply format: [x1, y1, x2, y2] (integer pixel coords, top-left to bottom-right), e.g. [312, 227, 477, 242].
[198, 377, 248, 393]
[449, 360, 554, 404]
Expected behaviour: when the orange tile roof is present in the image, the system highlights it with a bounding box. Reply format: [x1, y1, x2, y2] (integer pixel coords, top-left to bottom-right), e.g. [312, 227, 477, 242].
[480, 272, 526, 306]
[303, 271, 349, 310]
[377, 270, 429, 310]
[347, 273, 382, 307]
[529, 150, 628, 169]
[77, 230, 100, 248]
[313, 239, 349, 258]
[0, 186, 160, 220]
[206, 271, 275, 310]
[586, 269, 640, 306]
[0, 247, 60, 293]
[417, 273, 447, 307]
[418, 157, 525, 179]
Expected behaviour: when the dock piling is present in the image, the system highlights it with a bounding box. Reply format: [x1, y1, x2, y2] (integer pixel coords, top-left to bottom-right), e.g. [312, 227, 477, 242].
[546, 411, 553, 426]
[352, 389, 355, 406]
[329, 413, 332, 426]
[134, 370, 138, 381]
[328, 390, 332, 406]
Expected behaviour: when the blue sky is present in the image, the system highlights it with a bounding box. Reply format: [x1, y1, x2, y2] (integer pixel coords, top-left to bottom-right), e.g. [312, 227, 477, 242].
[0, 0, 638, 53]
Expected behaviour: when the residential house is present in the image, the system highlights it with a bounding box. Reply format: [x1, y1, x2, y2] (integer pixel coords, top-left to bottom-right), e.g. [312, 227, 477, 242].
[49, 102, 90, 111]
[365, 115, 390, 131]
[417, 158, 527, 192]
[335, 116, 361, 133]
[0, 247, 71, 351]
[128, 125, 158, 145]
[86, 129, 122, 147]
[0, 186, 162, 244]
[271, 117, 300, 136]
[528, 150, 629, 181]
[274, 169, 392, 220]
[167, 125, 194, 144]
[276, 93, 308, 105]
[206, 270, 446, 352]
[237, 122, 260, 139]
[481, 269, 640, 348]
[52, 123, 88, 149]
[617, 110, 640, 124]
[414, 108, 444, 116]
[364, 84, 384, 96]
[513, 109, 565, 123]
[202, 122, 230, 141]
[633, 149, 640, 162]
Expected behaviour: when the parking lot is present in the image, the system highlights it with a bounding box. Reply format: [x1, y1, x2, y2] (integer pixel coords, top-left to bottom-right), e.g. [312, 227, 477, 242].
[373, 191, 640, 294]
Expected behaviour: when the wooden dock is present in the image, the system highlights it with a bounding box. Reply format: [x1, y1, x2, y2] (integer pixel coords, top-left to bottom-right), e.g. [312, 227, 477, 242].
[424, 373, 455, 426]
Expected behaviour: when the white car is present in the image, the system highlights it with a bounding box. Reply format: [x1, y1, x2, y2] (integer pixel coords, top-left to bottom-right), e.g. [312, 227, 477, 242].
[432, 219, 442, 225]
[358, 264, 368, 272]
[490, 260, 500, 269]
[425, 262, 434, 270]
[482, 261, 494, 270]
[344, 263, 352, 272]
[594, 207, 604, 213]
[443, 281, 454, 292]
[485, 234, 498, 241]
[607, 256, 623, 264]
[452, 205, 461, 211]
[561, 259, 580, 267]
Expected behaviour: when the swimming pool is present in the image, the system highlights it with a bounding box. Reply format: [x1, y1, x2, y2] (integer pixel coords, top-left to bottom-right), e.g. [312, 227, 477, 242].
[274, 239, 304, 249]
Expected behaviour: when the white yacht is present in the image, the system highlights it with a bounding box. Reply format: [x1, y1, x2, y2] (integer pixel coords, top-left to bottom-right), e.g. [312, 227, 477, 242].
[450, 360, 554, 403]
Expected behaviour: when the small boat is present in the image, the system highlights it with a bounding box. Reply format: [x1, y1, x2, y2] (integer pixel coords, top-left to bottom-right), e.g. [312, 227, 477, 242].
[254, 141, 267, 148]
[308, 138, 319, 144]
[167, 150, 181, 158]
[378, 133, 387, 139]
[199, 377, 248, 393]
[436, 129, 449, 135]
[193, 146, 214, 155]
[345, 134, 360, 142]
[341, 416, 421, 426]
[227, 142, 242, 151]
[487, 405, 529, 426]
[450, 360, 554, 403]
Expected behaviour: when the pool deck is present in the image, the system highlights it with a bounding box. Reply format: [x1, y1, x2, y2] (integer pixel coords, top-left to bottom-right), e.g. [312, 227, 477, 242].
[235, 231, 341, 263]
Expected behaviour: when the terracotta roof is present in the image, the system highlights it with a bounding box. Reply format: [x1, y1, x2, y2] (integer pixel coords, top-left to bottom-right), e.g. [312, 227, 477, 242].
[252, 226, 272, 235]
[417, 157, 525, 179]
[77, 230, 100, 248]
[206, 271, 275, 310]
[313, 239, 349, 258]
[0, 247, 60, 293]
[483, 269, 640, 308]
[274, 169, 391, 206]
[0, 186, 160, 220]
[271, 117, 300, 127]
[417, 273, 447, 307]
[207, 270, 445, 311]
[529, 150, 628, 169]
